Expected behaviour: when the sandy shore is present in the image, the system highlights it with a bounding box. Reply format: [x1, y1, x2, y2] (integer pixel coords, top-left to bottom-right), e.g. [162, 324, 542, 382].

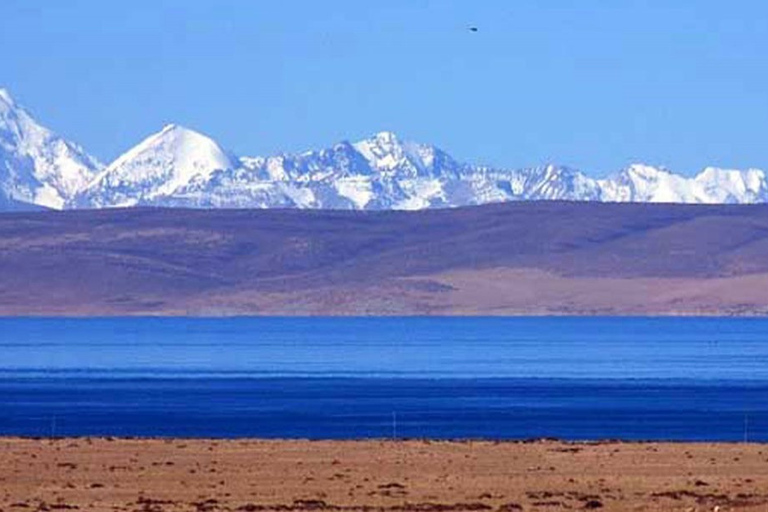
[1, 438, 767, 511]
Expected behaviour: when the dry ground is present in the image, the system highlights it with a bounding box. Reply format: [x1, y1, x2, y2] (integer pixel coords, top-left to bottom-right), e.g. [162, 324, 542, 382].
[2, 438, 768, 511]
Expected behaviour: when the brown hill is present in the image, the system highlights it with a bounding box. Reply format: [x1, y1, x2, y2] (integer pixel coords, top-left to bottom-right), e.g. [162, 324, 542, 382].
[1, 202, 768, 315]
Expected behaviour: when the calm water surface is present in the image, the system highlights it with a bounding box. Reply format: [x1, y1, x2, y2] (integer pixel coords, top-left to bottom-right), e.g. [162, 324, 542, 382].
[1, 317, 767, 440]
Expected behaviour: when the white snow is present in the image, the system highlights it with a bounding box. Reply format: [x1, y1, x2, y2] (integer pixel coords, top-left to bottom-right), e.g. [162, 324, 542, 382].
[694, 167, 767, 203]
[79, 124, 237, 207]
[0, 88, 102, 209]
[335, 177, 374, 209]
[1, 87, 767, 211]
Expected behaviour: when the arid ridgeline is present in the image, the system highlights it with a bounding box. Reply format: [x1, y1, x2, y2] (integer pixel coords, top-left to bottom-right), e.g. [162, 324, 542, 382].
[2, 202, 768, 315]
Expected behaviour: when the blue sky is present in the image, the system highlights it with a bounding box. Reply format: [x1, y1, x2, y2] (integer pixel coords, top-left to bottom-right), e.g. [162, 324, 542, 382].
[2, 0, 767, 175]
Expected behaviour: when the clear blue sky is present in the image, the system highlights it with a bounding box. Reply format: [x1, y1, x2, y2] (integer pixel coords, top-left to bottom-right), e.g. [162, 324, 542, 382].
[2, 0, 767, 175]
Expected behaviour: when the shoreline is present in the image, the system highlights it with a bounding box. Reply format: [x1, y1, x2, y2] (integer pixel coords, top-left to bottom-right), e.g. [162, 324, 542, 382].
[3, 437, 768, 511]
[4, 435, 767, 443]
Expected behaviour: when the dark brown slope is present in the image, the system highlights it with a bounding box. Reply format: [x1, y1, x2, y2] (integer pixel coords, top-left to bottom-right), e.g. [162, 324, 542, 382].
[2, 202, 768, 315]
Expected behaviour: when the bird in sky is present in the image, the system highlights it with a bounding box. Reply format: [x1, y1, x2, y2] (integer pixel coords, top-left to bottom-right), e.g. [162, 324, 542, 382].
[469, 26, 479, 32]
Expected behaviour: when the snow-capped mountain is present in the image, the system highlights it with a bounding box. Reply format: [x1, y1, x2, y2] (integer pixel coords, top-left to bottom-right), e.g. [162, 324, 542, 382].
[156, 133, 766, 210]
[79, 129, 612, 210]
[75, 124, 237, 208]
[0, 89, 102, 209]
[597, 164, 768, 204]
[1, 87, 767, 211]
[165, 132, 476, 209]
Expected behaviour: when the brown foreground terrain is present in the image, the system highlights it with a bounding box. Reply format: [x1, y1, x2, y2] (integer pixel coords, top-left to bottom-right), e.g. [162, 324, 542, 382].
[2, 438, 768, 512]
[3, 202, 768, 315]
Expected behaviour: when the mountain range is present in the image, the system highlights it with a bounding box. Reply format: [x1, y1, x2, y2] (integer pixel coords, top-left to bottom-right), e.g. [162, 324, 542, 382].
[2, 88, 767, 211]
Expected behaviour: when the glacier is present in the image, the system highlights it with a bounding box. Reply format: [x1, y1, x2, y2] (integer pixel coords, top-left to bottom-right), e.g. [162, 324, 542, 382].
[1, 88, 766, 212]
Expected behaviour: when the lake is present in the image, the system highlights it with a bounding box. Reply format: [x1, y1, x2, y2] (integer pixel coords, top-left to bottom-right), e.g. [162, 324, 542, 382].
[1, 317, 767, 440]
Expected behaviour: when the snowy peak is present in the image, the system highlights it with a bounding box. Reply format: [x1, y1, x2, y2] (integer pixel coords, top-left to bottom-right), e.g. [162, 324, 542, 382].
[1, 88, 767, 211]
[72, 128, 768, 210]
[108, 124, 235, 176]
[348, 131, 464, 183]
[598, 164, 694, 203]
[596, 164, 768, 204]
[0, 88, 101, 209]
[353, 131, 400, 153]
[78, 124, 237, 207]
[353, 131, 408, 171]
[694, 167, 767, 203]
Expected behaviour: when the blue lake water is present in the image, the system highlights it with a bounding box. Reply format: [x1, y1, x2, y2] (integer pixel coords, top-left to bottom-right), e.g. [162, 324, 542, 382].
[1, 317, 767, 440]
